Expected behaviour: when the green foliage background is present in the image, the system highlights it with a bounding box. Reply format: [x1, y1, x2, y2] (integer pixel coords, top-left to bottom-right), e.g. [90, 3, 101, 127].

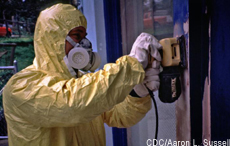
[0, 37, 35, 107]
[0, 37, 34, 71]
[0, 0, 74, 109]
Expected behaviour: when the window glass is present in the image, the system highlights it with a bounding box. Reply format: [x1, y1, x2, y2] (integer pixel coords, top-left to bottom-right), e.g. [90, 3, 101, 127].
[143, 0, 173, 40]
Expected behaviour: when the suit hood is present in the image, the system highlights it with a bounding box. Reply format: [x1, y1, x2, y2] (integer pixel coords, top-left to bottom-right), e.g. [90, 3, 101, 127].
[33, 3, 87, 78]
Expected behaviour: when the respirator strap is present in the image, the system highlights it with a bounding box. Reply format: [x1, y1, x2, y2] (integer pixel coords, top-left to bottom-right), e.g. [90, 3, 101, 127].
[66, 36, 78, 47]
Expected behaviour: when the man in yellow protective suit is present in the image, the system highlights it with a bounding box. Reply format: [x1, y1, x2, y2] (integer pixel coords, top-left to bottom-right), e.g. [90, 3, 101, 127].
[3, 3, 162, 146]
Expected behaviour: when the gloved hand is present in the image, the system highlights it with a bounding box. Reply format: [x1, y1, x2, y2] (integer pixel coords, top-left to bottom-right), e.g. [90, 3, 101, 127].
[129, 33, 162, 97]
[129, 32, 162, 69]
[134, 61, 161, 97]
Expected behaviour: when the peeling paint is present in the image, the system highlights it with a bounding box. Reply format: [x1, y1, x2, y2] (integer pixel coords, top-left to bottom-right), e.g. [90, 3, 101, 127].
[183, 19, 189, 34]
[202, 17, 211, 142]
[173, 0, 190, 141]
[203, 77, 211, 141]
[175, 18, 190, 142]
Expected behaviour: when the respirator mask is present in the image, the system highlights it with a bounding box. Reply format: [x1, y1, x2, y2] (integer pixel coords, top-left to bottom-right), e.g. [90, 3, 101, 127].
[65, 36, 101, 72]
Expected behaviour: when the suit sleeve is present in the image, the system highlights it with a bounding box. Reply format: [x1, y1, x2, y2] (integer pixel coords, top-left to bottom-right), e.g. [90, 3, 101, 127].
[102, 95, 152, 128]
[3, 56, 145, 127]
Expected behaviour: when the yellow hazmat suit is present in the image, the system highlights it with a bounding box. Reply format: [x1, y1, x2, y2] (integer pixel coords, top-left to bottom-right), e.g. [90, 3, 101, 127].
[3, 4, 151, 146]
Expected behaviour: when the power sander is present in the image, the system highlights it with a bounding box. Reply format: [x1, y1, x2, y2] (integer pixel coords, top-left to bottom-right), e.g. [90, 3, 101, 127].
[158, 35, 187, 103]
[146, 35, 187, 141]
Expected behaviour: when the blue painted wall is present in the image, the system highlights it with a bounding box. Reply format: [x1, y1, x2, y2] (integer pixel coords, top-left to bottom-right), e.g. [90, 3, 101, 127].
[211, 0, 230, 140]
[103, 0, 127, 146]
[103, 0, 123, 63]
